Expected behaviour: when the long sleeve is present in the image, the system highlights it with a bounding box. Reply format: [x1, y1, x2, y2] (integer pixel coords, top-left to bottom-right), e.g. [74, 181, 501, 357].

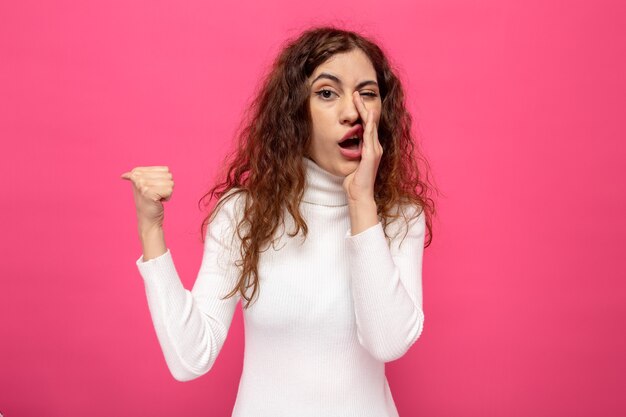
[344, 204, 426, 362]
[135, 192, 244, 382]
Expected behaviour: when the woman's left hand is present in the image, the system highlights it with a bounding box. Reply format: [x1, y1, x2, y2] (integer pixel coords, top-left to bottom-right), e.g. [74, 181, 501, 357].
[342, 91, 383, 204]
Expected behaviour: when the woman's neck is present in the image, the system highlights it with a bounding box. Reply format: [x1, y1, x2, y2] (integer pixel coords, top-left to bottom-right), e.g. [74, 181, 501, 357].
[301, 156, 348, 207]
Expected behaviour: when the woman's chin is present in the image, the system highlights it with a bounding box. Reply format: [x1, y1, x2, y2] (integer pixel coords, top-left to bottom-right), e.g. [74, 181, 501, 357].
[335, 159, 360, 176]
[308, 154, 359, 177]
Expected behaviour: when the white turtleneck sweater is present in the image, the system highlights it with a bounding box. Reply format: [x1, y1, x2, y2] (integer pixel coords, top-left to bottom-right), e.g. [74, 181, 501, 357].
[135, 156, 426, 417]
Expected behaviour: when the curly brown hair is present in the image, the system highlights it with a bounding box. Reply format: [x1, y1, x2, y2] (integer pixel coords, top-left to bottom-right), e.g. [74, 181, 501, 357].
[198, 25, 438, 309]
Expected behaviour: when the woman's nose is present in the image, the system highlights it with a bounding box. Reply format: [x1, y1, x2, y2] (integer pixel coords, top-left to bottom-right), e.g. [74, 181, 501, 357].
[340, 94, 360, 124]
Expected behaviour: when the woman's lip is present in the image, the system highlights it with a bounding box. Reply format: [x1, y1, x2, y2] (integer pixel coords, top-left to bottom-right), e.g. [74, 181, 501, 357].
[339, 125, 364, 143]
[338, 138, 363, 159]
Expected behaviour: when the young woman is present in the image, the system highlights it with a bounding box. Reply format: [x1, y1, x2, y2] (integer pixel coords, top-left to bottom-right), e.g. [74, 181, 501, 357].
[121, 26, 436, 417]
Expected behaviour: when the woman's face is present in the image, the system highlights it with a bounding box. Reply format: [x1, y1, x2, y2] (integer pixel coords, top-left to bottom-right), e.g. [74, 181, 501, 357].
[306, 49, 382, 177]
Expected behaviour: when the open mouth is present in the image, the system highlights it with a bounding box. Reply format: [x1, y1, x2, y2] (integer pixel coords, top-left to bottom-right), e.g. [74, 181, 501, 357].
[338, 137, 361, 150]
[337, 125, 364, 158]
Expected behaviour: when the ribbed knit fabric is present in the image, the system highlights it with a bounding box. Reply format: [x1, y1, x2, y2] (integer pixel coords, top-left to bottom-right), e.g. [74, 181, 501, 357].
[136, 156, 426, 417]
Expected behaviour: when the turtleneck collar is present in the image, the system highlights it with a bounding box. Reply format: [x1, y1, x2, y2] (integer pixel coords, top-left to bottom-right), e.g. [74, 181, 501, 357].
[301, 156, 349, 207]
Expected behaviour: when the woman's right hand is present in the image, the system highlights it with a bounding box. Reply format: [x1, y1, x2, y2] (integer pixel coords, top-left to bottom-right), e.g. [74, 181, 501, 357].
[120, 166, 174, 230]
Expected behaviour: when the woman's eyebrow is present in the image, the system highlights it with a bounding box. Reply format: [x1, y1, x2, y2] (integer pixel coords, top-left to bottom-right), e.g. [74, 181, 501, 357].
[311, 72, 378, 89]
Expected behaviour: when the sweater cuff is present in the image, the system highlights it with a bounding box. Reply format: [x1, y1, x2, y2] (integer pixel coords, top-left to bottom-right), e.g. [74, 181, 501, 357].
[345, 221, 386, 246]
[344, 221, 395, 276]
[136, 249, 175, 281]
[345, 221, 382, 239]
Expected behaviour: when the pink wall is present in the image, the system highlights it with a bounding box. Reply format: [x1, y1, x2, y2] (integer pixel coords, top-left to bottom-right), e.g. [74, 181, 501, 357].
[1, 0, 624, 416]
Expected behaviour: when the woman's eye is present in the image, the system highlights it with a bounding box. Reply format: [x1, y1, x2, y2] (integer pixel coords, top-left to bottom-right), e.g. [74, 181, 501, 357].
[314, 89, 378, 100]
[315, 89, 336, 100]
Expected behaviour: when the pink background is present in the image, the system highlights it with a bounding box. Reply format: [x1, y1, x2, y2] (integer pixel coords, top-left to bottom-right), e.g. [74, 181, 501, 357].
[1, 0, 624, 416]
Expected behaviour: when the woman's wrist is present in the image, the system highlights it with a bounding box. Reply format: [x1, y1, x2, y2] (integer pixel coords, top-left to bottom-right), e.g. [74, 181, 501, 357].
[138, 220, 163, 239]
[138, 223, 167, 261]
[348, 199, 379, 235]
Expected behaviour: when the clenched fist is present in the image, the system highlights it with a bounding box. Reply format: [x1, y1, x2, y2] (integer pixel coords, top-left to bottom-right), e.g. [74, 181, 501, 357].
[120, 166, 174, 230]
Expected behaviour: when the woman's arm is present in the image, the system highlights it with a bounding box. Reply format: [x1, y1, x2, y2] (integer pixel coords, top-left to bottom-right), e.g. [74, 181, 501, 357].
[136, 193, 243, 381]
[345, 203, 426, 363]
[139, 222, 167, 261]
[121, 165, 172, 261]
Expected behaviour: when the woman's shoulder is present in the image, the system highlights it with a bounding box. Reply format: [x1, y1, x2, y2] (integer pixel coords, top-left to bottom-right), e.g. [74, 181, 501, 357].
[212, 187, 249, 224]
[218, 187, 248, 206]
[383, 201, 426, 240]
[387, 200, 425, 223]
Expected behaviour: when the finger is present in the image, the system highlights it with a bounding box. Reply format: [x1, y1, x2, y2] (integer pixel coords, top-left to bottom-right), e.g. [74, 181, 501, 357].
[367, 111, 376, 149]
[365, 110, 375, 156]
[368, 109, 379, 148]
[131, 166, 170, 176]
[360, 95, 376, 156]
[352, 91, 369, 148]
[122, 169, 172, 180]
[136, 171, 173, 180]
[352, 91, 369, 125]
[137, 166, 169, 171]
[369, 112, 382, 160]
[362, 96, 378, 152]
[152, 185, 174, 202]
[142, 179, 174, 189]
